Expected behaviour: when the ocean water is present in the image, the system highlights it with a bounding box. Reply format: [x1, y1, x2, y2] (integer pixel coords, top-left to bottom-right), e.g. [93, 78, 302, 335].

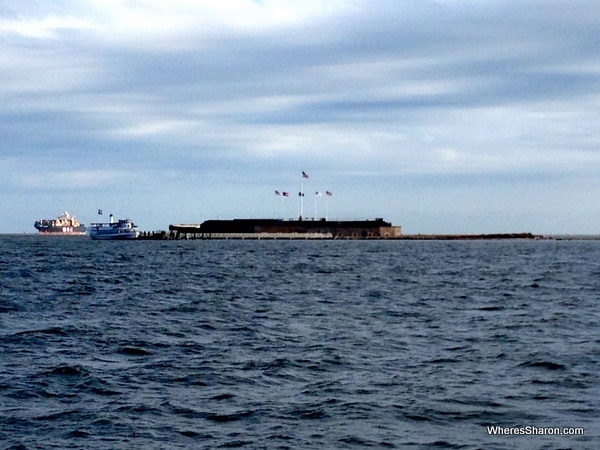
[0, 236, 598, 449]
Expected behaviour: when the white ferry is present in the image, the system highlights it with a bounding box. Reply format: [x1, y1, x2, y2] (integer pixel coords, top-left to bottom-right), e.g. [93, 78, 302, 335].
[89, 214, 140, 240]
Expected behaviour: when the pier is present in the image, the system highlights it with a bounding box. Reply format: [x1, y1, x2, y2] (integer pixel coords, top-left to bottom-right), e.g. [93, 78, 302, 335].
[137, 230, 169, 240]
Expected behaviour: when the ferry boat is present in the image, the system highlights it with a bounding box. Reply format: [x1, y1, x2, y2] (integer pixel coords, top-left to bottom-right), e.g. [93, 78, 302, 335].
[34, 212, 86, 235]
[89, 214, 140, 240]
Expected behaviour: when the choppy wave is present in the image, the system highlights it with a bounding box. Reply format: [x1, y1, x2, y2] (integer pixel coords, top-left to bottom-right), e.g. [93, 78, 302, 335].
[0, 237, 598, 449]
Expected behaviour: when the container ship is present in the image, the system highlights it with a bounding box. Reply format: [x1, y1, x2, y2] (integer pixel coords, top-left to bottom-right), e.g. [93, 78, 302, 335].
[34, 212, 87, 235]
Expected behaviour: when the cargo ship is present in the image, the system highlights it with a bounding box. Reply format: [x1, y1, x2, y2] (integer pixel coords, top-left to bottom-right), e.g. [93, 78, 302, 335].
[34, 212, 86, 235]
[169, 218, 402, 239]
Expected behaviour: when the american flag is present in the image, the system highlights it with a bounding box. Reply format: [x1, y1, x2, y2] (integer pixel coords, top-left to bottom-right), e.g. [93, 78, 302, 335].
[302, 171, 309, 179]
[282, 192, 289, 197]
[326, 191, 333, 196]
[275, 190, 280, 195]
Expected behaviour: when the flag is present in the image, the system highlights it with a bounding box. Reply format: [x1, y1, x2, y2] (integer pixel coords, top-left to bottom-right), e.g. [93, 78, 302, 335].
[315, 191, 322, 196]
[326, 191, 333, 196]
[275, 190, 280, 195]
[302, 171, 309, 178]
[282, 191, 289, 197]
[298, 192, 305, 197]
[98, 209, 103, 215]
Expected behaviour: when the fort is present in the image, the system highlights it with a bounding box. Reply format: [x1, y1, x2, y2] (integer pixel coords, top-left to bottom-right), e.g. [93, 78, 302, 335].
[155, 219, 538, 240]
[166, 218, 401, 240]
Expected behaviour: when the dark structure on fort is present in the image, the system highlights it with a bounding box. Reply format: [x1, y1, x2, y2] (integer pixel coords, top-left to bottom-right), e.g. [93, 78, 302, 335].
[168, 218, 402, 239]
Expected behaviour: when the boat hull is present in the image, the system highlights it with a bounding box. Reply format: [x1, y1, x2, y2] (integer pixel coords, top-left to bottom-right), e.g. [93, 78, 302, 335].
[38, 231, 87, 236]
[35, 225, 87, 235]
[89, 232, 139, 240]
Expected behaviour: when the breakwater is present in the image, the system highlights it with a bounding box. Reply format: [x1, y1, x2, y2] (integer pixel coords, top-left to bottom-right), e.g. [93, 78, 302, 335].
[400, 232, 537, 240]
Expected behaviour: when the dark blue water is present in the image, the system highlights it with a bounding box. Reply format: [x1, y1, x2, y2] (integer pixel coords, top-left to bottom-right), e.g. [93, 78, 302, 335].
[1, 236, 598, 449]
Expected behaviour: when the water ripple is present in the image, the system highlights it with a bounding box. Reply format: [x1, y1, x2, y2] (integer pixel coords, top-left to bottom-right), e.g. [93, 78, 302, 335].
[0, 237, 598, 449]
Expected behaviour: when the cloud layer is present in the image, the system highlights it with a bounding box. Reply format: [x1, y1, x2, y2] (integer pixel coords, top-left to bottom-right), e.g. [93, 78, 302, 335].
[2, 0, 599, 233]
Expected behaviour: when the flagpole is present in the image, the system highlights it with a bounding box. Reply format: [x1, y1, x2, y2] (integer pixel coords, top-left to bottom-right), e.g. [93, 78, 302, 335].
[299, 172, 310, 220]
[325, 191, 332, 221]
[300, 171, 309, 220]
[300, 176, 304, 220]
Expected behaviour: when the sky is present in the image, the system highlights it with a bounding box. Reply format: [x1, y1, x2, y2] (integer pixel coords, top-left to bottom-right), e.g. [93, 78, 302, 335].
[1, 0, 599, 234]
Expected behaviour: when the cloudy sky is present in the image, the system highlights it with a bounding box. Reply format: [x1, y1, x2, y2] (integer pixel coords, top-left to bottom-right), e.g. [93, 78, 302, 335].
[2, 0, 599, 234]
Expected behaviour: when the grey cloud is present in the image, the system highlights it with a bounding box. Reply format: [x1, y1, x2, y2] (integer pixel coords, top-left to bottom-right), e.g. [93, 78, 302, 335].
[1, 0, 599, 232]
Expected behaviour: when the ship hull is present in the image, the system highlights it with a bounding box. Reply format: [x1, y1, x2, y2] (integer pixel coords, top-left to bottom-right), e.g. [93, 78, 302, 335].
[89, 232, 139, 240]
[36, 229, 87, 235]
